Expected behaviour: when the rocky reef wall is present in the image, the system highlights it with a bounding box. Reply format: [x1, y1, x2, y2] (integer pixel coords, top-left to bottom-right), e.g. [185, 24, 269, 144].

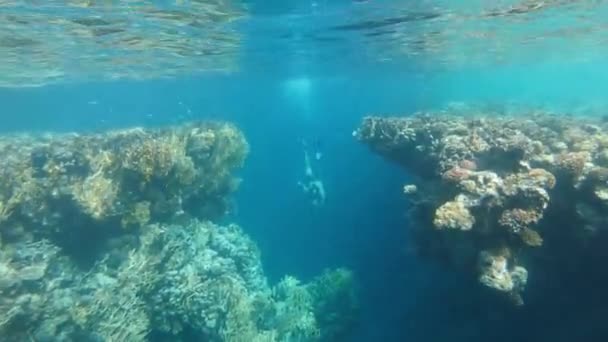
[0, 122, 357, 341]
[356, 110, 608, 307]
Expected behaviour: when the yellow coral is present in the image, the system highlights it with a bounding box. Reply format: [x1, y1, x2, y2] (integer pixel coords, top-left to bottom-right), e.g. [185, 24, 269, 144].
[433, 199, 475, 231]
[0, 191, 27, 225]
[122, 133, 187, 181]
[90, 149, 116, 173]
[72, 170, 118, 220]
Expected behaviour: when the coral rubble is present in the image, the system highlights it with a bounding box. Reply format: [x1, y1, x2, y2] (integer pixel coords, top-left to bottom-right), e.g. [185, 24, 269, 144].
[0, 122, 357, 341]
[355, 110, 608, 305]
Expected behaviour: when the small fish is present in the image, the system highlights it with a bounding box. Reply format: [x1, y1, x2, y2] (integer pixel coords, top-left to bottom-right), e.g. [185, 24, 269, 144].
[87, 100, 99, 105]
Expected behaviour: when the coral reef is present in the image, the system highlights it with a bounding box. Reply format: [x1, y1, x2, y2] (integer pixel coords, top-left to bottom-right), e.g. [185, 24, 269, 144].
[0, 122, 358, 341]
[0, 220, 356, 341]
[306, 268, 359, 341]
[355, 109, 608, 305]
[0, 121, 248, 240]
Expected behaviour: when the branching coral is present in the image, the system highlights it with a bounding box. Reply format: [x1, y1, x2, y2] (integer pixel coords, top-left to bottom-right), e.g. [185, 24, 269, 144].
[0, 239, 61, 338]
[0, 201, 11, 224]
[72, 170, 118, 220]
[120, 131, 187, 181]
[0, 218, 358, 341]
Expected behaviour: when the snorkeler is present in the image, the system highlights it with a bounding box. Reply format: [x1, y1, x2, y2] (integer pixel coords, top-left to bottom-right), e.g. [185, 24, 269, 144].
[298, 139, 326, 207]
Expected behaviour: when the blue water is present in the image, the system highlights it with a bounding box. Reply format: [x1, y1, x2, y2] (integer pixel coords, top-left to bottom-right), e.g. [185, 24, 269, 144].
[3, 0, 608, 341]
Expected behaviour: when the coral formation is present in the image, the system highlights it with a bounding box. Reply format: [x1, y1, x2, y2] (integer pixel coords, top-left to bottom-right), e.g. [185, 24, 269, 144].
[478, 251, 528, 305]
[0, 122, 358, 341]
[0, 220, 356, 341]
[433, 197, 475, 231]
[0, 121, 248, 238]
[355, 109, 608, 305]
